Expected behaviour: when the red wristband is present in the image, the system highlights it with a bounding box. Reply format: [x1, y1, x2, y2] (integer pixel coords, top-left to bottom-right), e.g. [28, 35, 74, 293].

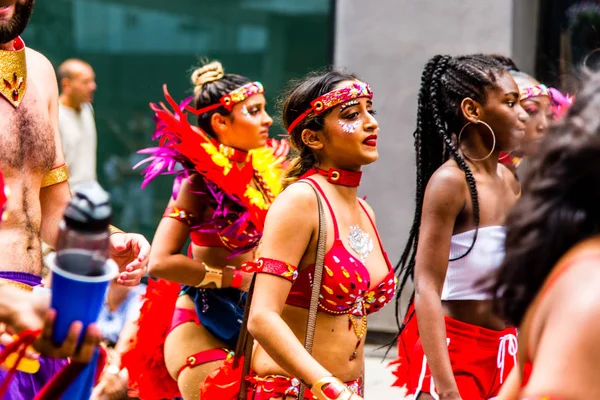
[230, 270, 243, 289]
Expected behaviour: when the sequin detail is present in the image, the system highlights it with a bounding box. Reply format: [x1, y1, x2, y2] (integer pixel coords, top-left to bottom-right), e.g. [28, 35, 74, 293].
[221, 82, 263, 110]
[287, 81, 373, 133]
[312, 82, 372, 114]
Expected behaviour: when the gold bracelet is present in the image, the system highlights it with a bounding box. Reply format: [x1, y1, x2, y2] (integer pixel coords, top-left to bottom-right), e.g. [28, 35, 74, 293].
[41, 164, 69, 188]
[108, 225, 124, 235]
[312, 376, 353, 400]
[195, 263, 223, 289]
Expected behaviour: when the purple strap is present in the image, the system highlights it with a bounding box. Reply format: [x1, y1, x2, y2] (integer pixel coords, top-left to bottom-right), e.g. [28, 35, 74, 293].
[0, 271, 42, 287]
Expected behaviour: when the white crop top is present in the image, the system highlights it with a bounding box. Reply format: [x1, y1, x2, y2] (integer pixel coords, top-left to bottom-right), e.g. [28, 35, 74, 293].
[441, 226, 506, 301]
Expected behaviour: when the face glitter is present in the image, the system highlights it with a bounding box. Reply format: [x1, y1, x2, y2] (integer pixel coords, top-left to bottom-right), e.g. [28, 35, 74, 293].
[241, 105, 251, 118]
[338, 119, 361, 134]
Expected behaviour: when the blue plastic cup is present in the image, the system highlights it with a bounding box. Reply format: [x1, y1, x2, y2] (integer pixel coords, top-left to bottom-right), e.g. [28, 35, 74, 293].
[48, 251, 117, 399]
[48, 251, 117, 344]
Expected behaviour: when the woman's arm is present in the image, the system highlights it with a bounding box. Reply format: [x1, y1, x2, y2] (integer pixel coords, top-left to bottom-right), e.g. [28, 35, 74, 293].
[247, 183, 333, 387]
[148, 175, 236, 287]
[414, 167, 466, 399]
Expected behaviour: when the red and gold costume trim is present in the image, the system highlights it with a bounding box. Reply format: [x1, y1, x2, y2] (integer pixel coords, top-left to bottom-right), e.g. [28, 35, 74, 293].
[0, 37, 27, 108]
[186, 81, 264, 115]
[242, 258, 298, 283]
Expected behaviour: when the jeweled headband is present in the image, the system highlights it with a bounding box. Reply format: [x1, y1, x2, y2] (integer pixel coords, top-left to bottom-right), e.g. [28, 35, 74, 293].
[519, 84, 551, 101]
[520, 84, 574, 120]
[186, 81, 264, 115]
[287, 81, 373, 133]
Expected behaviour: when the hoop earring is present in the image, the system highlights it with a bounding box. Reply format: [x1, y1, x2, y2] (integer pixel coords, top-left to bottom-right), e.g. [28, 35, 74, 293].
[458, 120, 496, 162]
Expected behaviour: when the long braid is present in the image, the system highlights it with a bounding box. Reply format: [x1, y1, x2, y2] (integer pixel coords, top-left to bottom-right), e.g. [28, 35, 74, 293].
[393, 56, 447, 331]
[394, 54, 504, 334]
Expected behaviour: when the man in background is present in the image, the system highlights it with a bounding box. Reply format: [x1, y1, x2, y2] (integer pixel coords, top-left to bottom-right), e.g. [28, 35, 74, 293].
[57, 58, 98, 187]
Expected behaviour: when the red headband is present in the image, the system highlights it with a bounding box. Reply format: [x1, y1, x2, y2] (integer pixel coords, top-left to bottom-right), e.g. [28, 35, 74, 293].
[185, 81, 264, 115]
[287, 81, 373, 133]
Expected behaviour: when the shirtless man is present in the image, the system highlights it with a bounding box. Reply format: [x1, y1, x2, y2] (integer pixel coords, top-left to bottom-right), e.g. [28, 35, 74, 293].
[0, 0, 150, 397]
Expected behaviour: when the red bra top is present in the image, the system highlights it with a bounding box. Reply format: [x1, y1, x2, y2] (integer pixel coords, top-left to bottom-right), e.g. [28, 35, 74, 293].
[285, 178, 396, 317]
[165, 207, 258, 250]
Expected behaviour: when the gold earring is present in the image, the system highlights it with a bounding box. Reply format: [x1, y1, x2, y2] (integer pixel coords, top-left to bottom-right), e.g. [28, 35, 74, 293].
[458, 120, 496, 161]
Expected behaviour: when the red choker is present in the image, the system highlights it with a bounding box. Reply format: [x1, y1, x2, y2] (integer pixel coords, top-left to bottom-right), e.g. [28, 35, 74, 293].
[218, 144, 248, 163]
[306, 167, 362, 187]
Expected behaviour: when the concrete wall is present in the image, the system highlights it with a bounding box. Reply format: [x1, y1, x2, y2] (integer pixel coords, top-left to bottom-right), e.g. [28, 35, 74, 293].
[334, 0, 515, 332]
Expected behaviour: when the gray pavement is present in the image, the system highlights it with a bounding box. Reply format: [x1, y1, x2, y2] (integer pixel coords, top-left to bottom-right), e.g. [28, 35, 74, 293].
[364, 344, 409, 399]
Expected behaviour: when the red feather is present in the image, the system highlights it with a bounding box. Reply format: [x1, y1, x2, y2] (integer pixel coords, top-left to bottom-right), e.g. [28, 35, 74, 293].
[200, 355, 244, 400]
[121, 279, 182, 399]
[147, 85, 265, 231]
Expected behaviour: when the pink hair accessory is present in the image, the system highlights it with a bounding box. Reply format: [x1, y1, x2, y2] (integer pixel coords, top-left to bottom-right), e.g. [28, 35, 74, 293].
[547, 87, 574, 120]
[186, 81, 264, 115]
[520, 84, 574, 120]
[287, 81, 373, 133]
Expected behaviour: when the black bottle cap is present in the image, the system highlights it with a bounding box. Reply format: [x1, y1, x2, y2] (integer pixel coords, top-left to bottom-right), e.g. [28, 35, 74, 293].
[63, 181, 112, 232]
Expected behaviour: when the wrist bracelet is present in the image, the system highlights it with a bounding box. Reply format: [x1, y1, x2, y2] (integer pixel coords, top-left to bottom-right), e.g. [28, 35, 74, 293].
[230, 270, 243, 289]
[312, 376, 353, 400]
[195, 263, 223, 288]
[108, 225, 124, 236]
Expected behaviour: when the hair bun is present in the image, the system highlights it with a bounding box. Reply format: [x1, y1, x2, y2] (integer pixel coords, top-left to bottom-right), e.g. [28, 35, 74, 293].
[191, 61, 225, 94]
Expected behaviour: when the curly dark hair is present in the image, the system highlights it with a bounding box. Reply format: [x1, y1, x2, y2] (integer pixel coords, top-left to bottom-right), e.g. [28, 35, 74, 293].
[493, 72, 600, 326]
[395, 54, 507, 331]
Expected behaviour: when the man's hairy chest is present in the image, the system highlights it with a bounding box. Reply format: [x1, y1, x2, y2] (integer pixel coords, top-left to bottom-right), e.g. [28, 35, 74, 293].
[0, 87, 55, 173]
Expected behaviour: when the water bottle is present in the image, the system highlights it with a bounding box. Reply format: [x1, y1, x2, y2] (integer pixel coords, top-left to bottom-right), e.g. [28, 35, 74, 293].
[49, 181, 118, 399]
[55, 181, 111, 277]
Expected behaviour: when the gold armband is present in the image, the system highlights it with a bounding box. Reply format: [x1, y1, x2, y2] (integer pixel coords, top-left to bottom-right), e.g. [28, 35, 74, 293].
[109, 225, 124, 235]
[196, 263, 223, 289]
[312, 376, 354, 400]
[41, 164, 69, 188]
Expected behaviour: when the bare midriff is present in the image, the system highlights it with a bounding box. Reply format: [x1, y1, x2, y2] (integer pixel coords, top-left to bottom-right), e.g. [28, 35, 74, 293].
[443, 300, 506, 331]
[251, 304, 365, 383]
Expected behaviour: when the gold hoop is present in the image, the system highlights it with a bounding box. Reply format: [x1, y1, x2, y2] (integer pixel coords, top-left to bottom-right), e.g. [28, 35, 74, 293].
[458, 120, 496, 162]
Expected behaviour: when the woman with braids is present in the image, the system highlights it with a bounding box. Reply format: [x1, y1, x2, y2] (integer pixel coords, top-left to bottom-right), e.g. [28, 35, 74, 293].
[233, 69, 396, 400]
[491, 55, 573, 175]
[494, 73, 600, 400]
[390, 54, 527, 399]
[120, 61, 288, 399]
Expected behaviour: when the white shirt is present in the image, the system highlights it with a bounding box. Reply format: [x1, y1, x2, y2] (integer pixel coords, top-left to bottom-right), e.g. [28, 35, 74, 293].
[58, 102, 98, 187]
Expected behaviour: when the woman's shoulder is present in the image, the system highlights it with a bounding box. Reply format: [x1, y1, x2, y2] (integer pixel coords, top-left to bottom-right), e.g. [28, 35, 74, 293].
[425, 162, 469, 196]
[276, 180, 320, 208]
